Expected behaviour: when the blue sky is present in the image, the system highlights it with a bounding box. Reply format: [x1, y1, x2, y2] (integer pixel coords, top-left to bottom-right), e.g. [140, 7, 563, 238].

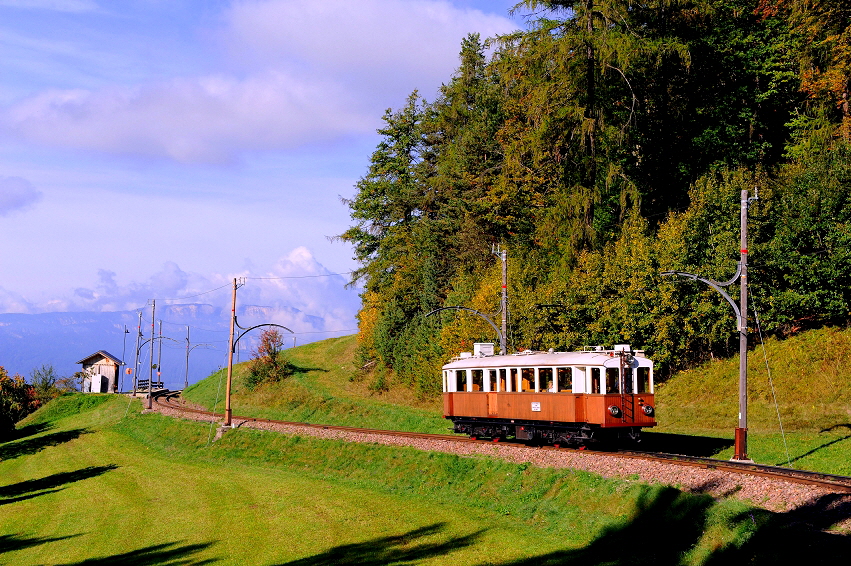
[0, 0, 522, 321]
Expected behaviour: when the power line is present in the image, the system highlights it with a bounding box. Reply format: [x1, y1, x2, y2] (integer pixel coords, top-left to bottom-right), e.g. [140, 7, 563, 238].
[245, 271, 353, 280]
[158, 283, 232, 302]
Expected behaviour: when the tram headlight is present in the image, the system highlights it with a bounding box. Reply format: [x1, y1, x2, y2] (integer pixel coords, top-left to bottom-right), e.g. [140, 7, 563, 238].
[642, 404, 655, 417]
[608, 405, 622, 418]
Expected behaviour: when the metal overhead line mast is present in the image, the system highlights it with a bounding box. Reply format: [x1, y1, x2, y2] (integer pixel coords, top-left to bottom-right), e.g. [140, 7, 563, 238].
[662, 189, 758, 462]
[147, 300, 156, 410]
[492, 244, 508, 355]
[132, 310, 142, 396]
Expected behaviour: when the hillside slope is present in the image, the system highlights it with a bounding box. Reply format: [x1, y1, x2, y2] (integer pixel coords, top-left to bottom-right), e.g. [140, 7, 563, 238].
[656, 326, 851, 433]
[183, 334, 448, 434]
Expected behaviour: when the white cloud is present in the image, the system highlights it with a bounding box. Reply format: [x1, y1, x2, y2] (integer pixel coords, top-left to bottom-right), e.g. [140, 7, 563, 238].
[0, 0, 515, 163]
[4, 72, 369, 164]
[5, 247, 361, 336]
[224, 0, 514, 88]
[0, 175, 41, 215]
[0, 286, 33, 313]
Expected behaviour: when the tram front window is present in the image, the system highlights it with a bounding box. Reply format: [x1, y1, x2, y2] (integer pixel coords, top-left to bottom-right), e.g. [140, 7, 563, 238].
[590, 367, 601, 393]
[455, 370, 466, 392]
[637, 367, 650, 393]
[605, 368, 619, 394]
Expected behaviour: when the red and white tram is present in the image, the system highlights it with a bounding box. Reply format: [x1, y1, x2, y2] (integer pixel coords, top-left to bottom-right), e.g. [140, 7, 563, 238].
[442, 343, 656, 445]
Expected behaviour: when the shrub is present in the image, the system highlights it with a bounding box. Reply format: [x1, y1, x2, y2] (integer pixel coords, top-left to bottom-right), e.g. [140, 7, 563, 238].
[0, 366, 41, 437]
[245, 329, 295, 389]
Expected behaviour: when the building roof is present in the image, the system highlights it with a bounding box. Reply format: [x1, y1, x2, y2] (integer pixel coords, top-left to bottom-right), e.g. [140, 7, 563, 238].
[76, 350, 123, 366]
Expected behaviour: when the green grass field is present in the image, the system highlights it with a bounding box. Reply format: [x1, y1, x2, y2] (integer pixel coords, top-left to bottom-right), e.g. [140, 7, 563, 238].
[6, 329, 851, 564]
[4, 394, 851, 565]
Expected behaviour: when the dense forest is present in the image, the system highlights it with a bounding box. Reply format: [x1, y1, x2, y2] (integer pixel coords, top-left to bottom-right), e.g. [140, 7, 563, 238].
[341, 0, 851, 395]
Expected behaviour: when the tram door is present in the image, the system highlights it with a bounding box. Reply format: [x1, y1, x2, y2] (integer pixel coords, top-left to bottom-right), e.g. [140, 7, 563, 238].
[488, 370, 499, 416]
[488, 393, 498, 416]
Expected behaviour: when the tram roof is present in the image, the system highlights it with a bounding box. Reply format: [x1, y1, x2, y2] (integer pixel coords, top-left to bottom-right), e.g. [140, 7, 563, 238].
[442, 350, 652, 370]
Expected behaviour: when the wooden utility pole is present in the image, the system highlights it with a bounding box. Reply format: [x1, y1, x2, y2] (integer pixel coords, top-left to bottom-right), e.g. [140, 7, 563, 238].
[224, 279, 237, 427]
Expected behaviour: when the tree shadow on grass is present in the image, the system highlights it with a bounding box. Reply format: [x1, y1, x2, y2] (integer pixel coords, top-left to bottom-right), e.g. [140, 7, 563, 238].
[56, 541, 218, 565]
[0, 464, 119, 505]
[290, 364, 330, 375]
[0, 533, 79, 556]
[276, 522, 483, 565]
[637, 431, 734, 457]
[5, 421, 52, 441]
[703, 492, 851, 565]
[783, 424, 851, 466]
[0, 428, 90, 461]
[487, 486, 716, 566]
[486, 484, 851, 566]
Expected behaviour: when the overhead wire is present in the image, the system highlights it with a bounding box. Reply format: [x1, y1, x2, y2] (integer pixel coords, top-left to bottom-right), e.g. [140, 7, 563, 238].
[749, 287, 792, 468]
[245, 271, 353, 280]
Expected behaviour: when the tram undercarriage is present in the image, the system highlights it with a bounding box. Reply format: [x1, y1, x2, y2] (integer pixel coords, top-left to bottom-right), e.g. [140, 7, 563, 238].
[450, 417, 642, 446]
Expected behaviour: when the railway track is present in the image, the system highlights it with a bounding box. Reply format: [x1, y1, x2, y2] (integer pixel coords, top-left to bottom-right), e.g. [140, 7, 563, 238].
[152, 389, 851, 494]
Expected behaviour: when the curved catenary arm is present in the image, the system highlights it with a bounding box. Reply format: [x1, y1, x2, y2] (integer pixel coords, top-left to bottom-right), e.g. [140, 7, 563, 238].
[425, 306, 505, 355]
[233, 323, 294, 353]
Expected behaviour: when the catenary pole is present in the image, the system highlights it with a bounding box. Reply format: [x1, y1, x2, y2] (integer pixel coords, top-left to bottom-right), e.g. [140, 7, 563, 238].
[501, 248, 507, 354]
[184, 326, 190, 390]
[662, 189, 756, 462]
[120, 325, 128, 392]
[735, 190, 750, 461]
[156, 320, 163, 388]
[132, 310, 142, 396]
[491, 245, 508, 355]
[224, 279, 237, 427]
[147, 300, 156, 410]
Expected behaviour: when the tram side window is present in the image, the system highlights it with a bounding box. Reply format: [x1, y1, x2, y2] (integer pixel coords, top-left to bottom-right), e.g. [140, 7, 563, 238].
[605, 368, 619, 394]
[556, 367, 572, 392]
[590, 367, 601, 394]
[521, 368, 534, 391]
[456, 370, 466, 392]
[497, 369, 506, 392]
[539, 367, 553, 392]
[471, 369, 484, 391]
[637, 367, 650, 393]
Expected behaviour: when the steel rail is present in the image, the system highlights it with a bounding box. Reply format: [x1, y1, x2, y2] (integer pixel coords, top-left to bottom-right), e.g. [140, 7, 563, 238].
[151, 390, 851, 493]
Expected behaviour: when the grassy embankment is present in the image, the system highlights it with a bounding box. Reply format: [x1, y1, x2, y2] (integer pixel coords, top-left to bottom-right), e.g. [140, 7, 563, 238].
[8, 394, 843, 564]
[184, 330, 851, 475]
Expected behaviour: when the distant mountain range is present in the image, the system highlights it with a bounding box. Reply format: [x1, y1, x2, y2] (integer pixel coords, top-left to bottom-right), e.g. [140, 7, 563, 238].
[0, 303, 353, 390]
